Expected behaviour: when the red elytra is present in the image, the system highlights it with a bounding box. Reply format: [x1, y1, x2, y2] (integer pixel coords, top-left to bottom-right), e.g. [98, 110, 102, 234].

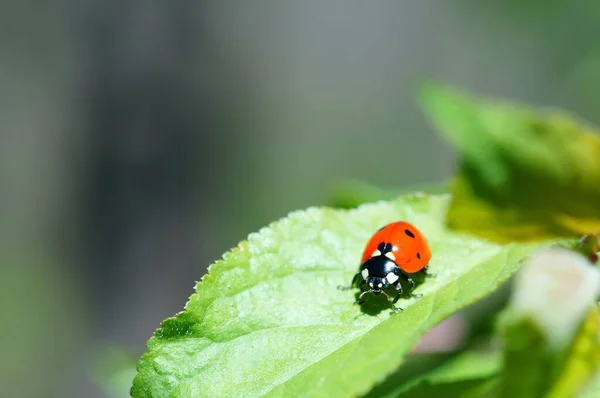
[360, 221, 431, 274]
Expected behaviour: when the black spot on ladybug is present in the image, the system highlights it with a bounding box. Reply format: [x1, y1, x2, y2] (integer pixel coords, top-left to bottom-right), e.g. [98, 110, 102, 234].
[404, 229, 415, 238]
[377, 242, 393, 253]
[417, 253, 421, 259]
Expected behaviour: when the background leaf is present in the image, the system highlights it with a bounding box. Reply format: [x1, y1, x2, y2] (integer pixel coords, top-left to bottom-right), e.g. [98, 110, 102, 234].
[581, 370, 600, 398]
[365, 350, 502, 398]
[419, 82, 600, 242]
[131, 194, 549, 398]
[326, 180, 448, 209]
[91, 346, 138, 398]
[548, 307, 600, 398]
[395, 377, 497, 398]
[497, 248, 600, 398]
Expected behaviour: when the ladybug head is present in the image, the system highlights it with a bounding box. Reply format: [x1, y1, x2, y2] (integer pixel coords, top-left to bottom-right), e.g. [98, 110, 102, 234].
[366, 276, 389, 293]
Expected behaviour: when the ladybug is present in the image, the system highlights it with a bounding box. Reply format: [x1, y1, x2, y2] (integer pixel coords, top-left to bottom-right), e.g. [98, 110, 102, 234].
[340, 221, 432, 312]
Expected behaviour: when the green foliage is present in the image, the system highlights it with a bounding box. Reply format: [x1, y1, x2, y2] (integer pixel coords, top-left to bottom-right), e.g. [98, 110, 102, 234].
[496, 248, 600, 398]
[581, 370, 600, 398]
[498, 318, 554, 396]
[396, 378, 497, 398]
[368, 350, 502, 398]
[92, 347, 138, 398]
[547, 307, 600, 398]
[131, 194, 544, 397]
[326, 180, 448, 209]
[419, 82, 600, 243]
[131, 81, 600, 397]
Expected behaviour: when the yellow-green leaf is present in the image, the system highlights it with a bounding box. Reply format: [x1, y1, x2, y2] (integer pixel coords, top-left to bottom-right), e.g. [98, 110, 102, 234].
[419, 82, 600, 242]
[548, 306, 600, 398]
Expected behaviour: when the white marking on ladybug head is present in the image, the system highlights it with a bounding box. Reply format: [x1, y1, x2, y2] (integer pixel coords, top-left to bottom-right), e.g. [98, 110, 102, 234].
[377, 282, 383, 288]
[385, 251, 396, 261]
[361, 268, 369, 280]
[386, 273, 399, 284]
[371, 250, 381, 257]
[369, 282, 374, 288]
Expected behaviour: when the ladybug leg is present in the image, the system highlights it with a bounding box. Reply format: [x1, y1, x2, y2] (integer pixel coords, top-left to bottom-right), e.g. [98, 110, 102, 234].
[405, 276, 422, 299]
[351, 271, 361, 287]
[354, 279, 371, 305]
[391, 280, 404, 313]
[422, 265, 435, 278]
[356, 289, 370, 305]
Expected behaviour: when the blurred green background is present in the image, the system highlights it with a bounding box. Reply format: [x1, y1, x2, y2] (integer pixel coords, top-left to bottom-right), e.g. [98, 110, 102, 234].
[3, 1, 600, 397]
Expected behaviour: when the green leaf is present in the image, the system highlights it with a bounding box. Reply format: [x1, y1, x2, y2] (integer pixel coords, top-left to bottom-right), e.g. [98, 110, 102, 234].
[326, 180, 448, 209]
[580, 369, 600, 398]
[396, 377, 497, 398]
[498, 317, 554, 396]
[366, 350, 502, 398]
[498, 309, 600, 398]
[419, 82, 600, 243]
[131, 194, 549, 398]
[497, 248, 600, 398]
[547, 307, 600, 398]
[92, 346, 138, 398]
[416, 350, 501, 386]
